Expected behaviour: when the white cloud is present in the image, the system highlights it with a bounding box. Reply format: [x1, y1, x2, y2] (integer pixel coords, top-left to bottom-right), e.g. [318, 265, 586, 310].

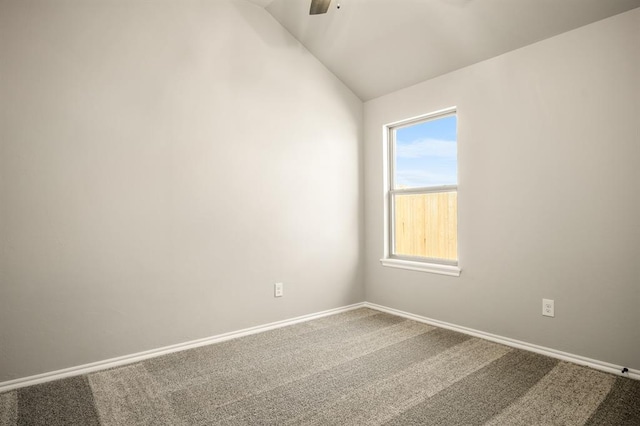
[396, 169, 456, 187]
[396, 138, 456, 159]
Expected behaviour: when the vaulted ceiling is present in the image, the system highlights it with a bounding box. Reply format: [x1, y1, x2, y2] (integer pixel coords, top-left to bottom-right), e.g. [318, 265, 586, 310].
[248, 0, 640, 100]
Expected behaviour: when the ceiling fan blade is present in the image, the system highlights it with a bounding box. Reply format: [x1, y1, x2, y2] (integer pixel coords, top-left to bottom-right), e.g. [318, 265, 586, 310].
[309, 0, 331, 15]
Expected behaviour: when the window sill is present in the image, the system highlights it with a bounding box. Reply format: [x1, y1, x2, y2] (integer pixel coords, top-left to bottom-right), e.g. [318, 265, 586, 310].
[380, 258, 461, 277]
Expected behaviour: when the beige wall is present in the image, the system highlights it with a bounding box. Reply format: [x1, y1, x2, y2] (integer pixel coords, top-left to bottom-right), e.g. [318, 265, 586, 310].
[0, 0, 363, 381]
[364, 9, 640, 370]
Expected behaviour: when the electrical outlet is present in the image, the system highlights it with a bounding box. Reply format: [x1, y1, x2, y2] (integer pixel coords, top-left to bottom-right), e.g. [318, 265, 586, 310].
[274, 282, 284, 298]
[542, 299, 554, 317]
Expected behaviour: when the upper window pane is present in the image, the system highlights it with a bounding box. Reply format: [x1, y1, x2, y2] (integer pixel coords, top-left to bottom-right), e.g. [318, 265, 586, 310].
[394, 115, 457, 188]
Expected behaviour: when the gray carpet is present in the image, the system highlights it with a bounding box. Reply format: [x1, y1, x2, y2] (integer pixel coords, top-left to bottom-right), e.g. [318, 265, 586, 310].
[1, 308, 639, 425]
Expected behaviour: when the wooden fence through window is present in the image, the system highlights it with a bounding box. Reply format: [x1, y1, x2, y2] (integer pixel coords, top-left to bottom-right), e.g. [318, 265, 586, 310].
[394, 191, 457, 261]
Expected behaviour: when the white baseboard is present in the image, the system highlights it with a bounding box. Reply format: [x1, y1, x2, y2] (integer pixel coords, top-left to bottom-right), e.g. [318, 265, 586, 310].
[2, 300, 636, 392]
[0, 302, 366, 393]
[364, 302, 639, 381]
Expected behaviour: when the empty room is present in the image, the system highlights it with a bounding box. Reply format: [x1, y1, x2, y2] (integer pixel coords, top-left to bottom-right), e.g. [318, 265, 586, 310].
[1, 0, 639, 424]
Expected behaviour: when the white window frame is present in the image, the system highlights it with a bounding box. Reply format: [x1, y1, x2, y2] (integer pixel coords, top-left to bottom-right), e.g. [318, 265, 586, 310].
[380, 106, 461, 277]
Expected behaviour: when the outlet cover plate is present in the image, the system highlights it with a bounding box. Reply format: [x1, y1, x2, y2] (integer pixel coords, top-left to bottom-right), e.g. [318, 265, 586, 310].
[274, 282, 283, 298]
[542, 298, 554, 317]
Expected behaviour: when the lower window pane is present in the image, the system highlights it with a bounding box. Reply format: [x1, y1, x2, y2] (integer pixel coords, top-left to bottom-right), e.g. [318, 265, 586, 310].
[394, 191, 457, 261]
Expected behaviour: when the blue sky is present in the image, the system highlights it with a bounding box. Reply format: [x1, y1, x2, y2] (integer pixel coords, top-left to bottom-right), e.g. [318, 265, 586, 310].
[395, 115, 457, 188]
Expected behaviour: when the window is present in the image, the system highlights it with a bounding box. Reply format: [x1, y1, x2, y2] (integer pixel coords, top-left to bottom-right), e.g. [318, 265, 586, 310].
[381, 107, 460, 276]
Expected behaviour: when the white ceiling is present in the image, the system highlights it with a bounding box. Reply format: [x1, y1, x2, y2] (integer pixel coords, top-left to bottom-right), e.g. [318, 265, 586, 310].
[248, 0, 640, 101]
